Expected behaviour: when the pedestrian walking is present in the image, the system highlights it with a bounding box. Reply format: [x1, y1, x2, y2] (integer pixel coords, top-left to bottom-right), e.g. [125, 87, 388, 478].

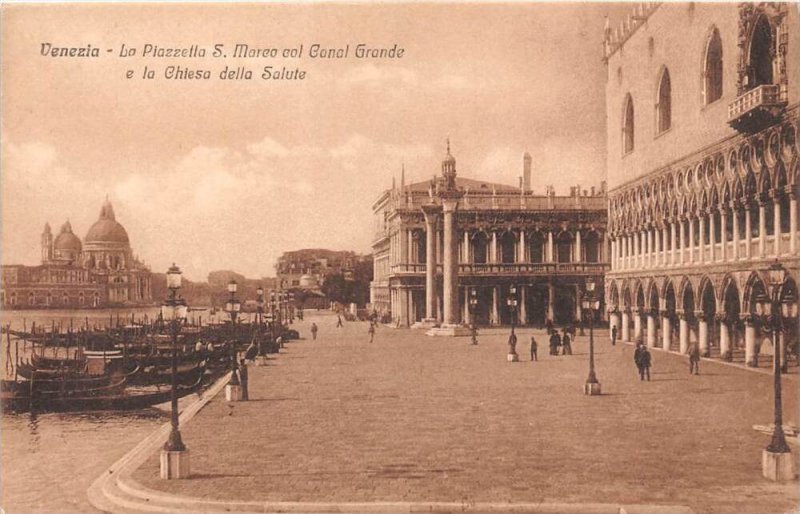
[549, 330, 561, 356]
[368, 322, 375, 343]
[634, 342, 644, 378]
[470, 324, 478, 345]
[562, 329, 572, 355]
[336, 315, 343, 328]
[640, 346, 652, 381]
[238, 359, 249, 400]
[311, 322, 318, 340]
[611, 325, 618, 346]
[688, 342, 700, 375]
[530, 335, 538, 361]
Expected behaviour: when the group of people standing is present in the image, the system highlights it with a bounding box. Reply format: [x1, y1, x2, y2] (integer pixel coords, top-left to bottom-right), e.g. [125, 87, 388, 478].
[547, 328, 573, 356]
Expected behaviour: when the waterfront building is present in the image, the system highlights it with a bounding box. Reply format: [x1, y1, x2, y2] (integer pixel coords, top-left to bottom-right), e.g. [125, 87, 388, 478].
[370, 145, 608, 328]
[603, 3, 799, 365]
[1, 198, 153, 308]
[276, 249, 371, 309]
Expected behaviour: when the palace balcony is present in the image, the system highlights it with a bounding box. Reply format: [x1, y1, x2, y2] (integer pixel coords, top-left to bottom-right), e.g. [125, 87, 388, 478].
[390, 262, 608, 277]
[728, 84, 786, 134]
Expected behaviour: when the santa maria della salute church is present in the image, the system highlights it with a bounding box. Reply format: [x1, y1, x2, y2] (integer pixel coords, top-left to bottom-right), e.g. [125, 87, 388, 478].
[1, 198, 153, 309]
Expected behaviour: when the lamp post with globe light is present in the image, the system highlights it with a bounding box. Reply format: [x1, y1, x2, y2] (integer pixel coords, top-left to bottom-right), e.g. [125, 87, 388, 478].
[469, 288, 479, 345]
[224, 279, 242, 401]
[754, 261, 797, 481]
[160, 264, 190, 479]
[582, 277, 602, 396]
[506, 285, 519, 361]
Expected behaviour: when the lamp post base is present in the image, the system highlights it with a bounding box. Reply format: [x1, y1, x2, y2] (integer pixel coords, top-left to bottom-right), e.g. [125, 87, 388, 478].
[225, 384, 243, 402]
[507, 353, 519, 362]
[255, 355, 269, 366]
[160, 449, 190, 479]
[762, 449, 795, 481]
[584, 381, 602, 396]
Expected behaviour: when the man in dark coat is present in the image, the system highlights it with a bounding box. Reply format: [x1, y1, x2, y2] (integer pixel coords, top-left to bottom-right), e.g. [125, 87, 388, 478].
[530, 335, 538, 361]
[238, 359, 249, 400]
[640, 346, 652, 381]
[611, 325, 618, 346]
[549, 330, 561, 356]
[634, 343, 644, 378]
[688, 342, 700, 375]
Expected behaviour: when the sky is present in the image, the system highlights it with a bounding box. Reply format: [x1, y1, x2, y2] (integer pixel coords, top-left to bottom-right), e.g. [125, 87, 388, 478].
[1, 2, 629, 281]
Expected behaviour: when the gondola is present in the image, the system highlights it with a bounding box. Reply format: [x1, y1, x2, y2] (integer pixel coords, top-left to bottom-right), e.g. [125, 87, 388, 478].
[20, 365, 140, 393]
[30, 353, 88, 371]
[128, 360, 206, 386]
[1, 373, 205, 413]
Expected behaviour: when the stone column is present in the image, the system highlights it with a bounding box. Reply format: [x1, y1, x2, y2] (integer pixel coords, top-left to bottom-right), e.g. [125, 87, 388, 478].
[575, 230, 582, 262]
[646, 312, 657, 348]
[548, 231, 554, 262]
[520, 286, 527, 325]
[679, 313, 689, 354]
[420, 205, 440, 322]
[519, 231, 526, 262]
[720, 210, 727, 262]
[547, 283, 555, 322]
[621, 310, 631, 343]
[647, 228, 653, 268]
[633, 310, 643, 343]
[698, 312, 709, 357]
[490, 232, 498, 263]
[575, 285, 582, 323]
[400, 228, 409, 266]
[732, 207, 740, 260]
[790, 195, 797, 254]
[719, 316, 731, 361]
[492, 286, 500, 326]
[759, 202, 766, 257]
[744, 316, 757, 367]
[689, 218, 696, 264]
[661, 313, 672, 351]
[463, 288, 470, 325]
[441, 197, 460, 326]
[774, 198, 781, 256]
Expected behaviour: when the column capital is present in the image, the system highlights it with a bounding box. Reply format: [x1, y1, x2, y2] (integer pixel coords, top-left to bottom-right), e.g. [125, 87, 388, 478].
[420, 204, 442, 224]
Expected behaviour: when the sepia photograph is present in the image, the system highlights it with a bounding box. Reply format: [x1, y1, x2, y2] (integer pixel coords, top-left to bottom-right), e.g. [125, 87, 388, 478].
[1, 1, 799, 513]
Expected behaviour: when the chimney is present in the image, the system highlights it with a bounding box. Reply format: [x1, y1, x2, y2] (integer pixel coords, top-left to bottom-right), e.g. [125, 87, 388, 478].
[522, 152, 532, 193]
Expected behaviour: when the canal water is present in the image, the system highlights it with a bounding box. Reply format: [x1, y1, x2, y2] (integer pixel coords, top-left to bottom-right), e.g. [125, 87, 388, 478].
[0, 308, 205, 513]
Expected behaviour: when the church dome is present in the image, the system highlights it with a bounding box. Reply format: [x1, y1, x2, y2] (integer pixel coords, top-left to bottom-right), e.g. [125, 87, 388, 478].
[53, 221, 82, 251]
[85, 199, 130, 244]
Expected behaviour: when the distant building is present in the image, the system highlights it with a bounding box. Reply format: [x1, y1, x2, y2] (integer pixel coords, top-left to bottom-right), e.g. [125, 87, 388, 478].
[603, 3, 799, 364]
[276, 249, 366, 289]
[371, 144, 609, 327]
[1, 199, 153, 309]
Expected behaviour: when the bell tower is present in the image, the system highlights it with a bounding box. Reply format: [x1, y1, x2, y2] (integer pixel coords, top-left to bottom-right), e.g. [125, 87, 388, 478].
[41, 222, 53, 264]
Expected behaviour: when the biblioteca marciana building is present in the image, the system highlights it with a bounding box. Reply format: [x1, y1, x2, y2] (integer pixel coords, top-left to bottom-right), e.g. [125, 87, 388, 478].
[604, 3, 799, 365]
[371, 143, 609, 330]
[1, 198, 153, 309]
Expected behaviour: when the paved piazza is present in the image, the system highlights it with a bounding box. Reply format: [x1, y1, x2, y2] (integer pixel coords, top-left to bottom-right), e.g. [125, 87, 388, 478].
[135, 312, 799, 513]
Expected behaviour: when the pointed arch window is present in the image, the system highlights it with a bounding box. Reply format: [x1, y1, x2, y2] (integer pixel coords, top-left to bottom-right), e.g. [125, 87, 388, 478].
[704, 28, 723, 104]
[656, 68, 672, 134]
[622, 94, 635, 154]
[748, 15, 774, 89]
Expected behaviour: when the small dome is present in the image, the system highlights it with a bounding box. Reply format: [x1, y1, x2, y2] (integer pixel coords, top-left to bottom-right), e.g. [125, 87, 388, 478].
[85, 199, 130, 244]
[299, 274, 317, 287]
[54, 221, 82, 251]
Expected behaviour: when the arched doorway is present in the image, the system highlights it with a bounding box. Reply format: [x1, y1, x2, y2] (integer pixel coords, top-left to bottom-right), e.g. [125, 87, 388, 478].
[554, 284, 576, 326]
[472, 232, 489, 264]
[664, 281, 678, 350]
[722, 279, 741, 361]
[556, 232, 573, 263]
[700, 280, 717, 356]
[528, 231, 546, 263]
[648, 284, 660, 346]
[526, 284, 548, 325]
[499, 232, 516, 264]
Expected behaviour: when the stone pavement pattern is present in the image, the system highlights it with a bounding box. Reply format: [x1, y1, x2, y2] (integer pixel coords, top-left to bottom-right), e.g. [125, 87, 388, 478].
[135, 312, 799, 513]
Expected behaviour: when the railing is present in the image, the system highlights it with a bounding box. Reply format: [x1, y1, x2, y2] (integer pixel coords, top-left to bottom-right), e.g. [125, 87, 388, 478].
[728, 84, 782, 122]
[390, 262, 608, 275]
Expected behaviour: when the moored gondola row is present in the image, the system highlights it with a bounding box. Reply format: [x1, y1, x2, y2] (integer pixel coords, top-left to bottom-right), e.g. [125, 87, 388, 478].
[1, 317, 299, 413]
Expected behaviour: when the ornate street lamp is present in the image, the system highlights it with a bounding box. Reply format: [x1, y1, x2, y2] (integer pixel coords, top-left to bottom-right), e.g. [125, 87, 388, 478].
[506, 285, 519, 361]
[582, 277, 602, 396]
[754, 261, 796, 480]
[160, 263, 190, 479]
[256, 285, 265, 326]
[469, 288, 479, 345]
[225, 279, 241, 395]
